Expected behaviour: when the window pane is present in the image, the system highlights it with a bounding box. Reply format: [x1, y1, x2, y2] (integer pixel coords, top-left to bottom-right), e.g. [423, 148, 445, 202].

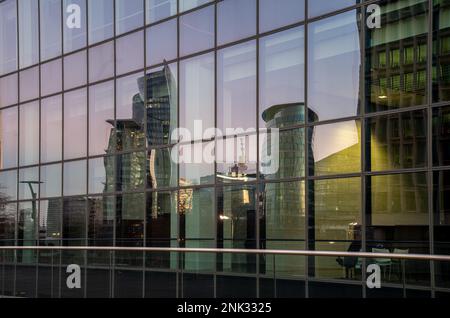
[366, 0, 428, 112]
[0, 170, 17, 201]
[146, 191, 177, 246]
[40, 0, 62, 61]
[145, 63, 177, 147]
[146, 0, 176, 23]
[116, 31, 144, 75]
[41, 59, 62, 96]
[179, 0, 211, 12]
[180, 53, 214, 142]
[259, 0, 305, 33]
[19, 167, 39, 200]
[310, 121, 361, 176]
[41, 95, 62, 163]
[89, 41, 114, 82]
[88, 0, 114, 44]
[115, 0, 144, 35]
[260, 27, 305, 128]
[433, 0, 450, 102]
[309, 0, 358, 18]
[183, 187, 214, 241]
[179, 141, 214, 186]
[39, 199, 62, 243]
[0, 202, 16, 244]
[260, 128, 305, 179]
[433, 106, 450, 167]
[0, 106, 18, 169]
[147, 147, 177, 189]
[18, 201, 37, 247]
[64, 50, 87, 90]
[218, 41, 256, 133]
[0, 0, 17, 75]
[0, 73, 18, 108]
[89, 81, 115, 156]
[19, 102, 39, 166]
[89, 157, 114, 194]
[434, 170, 450, 286]
[19, 0, 39, 68]
[308, 11, 361, 122]
[40, 163, 62, 198]
[310, 177, 361, 279]
[116, 152, 146, 191]
[180, 6, 214, 56]
[63, 196, 87, 243]
[116, 72, 146, 151]
[63, 0, 87, 53]
[367, 173, 429, 253]
[146, 19, 177, 67]
[88, 196, 115, 246]
[20, 66, 39, 102]
[368, 110, 427, 171]
[217, 0, 256, 45]
[116, 193, 145, 246]
[63, 160, 87, 196]
[64, 88, 87, 159]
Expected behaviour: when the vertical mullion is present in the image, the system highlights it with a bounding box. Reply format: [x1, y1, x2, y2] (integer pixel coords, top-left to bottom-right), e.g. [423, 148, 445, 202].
[304, 0, 310, 299]
[255, 0, 260, 299]
[84, 0, 89, 299]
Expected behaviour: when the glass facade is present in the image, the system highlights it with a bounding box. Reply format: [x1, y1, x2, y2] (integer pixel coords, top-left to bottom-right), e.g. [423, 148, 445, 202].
[0, 0, 450, 298]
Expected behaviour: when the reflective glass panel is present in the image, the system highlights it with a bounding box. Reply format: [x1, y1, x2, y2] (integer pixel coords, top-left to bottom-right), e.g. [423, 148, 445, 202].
[217, 0, 256, 45]
[259, 27, 305, 128]
[64, 88, 87, 159]
[88, 195, 115, 246]
[39, 199, 62, 244]
[64, 50, 87, 90]
[0, 202, 16, 244]
[260, 128, 305, 179]
[433, 106, 450, 167]
[89, 157, 114, 194]
[366, 0, 428, 112]
[434, 170, 450, 286]
[19, 167, 39, 200]
[116, 72, 146, 151]
[62, 196, 87, 243]
[41, 59, 62, 96]
[146, 19, 177, 67]
[310, 121, 361, 176]
[18, 201, 37, 247]
[180, 5, 214, 56]
[179, 0, 212, 12]
[308, 11, 361, 122]
[116, 193, 145, 246]
[63, 0, 87, 53]
[89, 41, 114, 82]
[116, 152, 146, 191]
[259, 0, 305, 33]
[146, 191, 177, 246]
[19, 66, 39, 102]
[19, 102, 39, 166]
[309, 0, 358, 18]
[145, 63, 177, 147]
[146, 0, 177, 23]
[0, 73, 18, 108]
[115, 0, 144, 35]
[63, 160, 87, 196]
[116, 31, 144, 75]
[310, 177, 361, 279]
[89, 81, 115, 156]
[40, 163, 62, 198]
[40, 0, 62, 61]
[367, 173, 429, 254]
[0, 0, 17, 75]
[367, 110, 427, 171]
[0, 106, 18, 169]
[180, 53, 214, 142]
[218, 41, 256, 134]
[0, 169, 17, 201]
[41, 95, 62, 163]
[88, 0, 114, 44]
[147, 147, 177, 189]
[433, 0, 450, 102]
[19, 0, 39, 68]
[179, 141, 215, 186]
